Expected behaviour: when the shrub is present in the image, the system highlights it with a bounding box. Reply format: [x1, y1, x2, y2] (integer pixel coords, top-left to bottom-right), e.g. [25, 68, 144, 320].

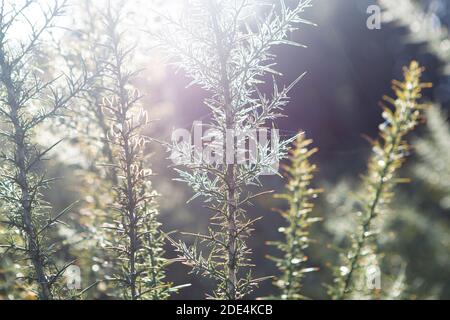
[268, 133, 322, 299]
[331, 61, 432, 299]
[0, 0, 88, 299]
[156, 0, 314, 299]
[97, 3, 171, 300]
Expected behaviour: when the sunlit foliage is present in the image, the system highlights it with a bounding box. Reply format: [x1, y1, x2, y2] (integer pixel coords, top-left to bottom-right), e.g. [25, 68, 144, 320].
[268, 133, 321, 300]
[95, 2, 172, 300]
[0, 0, 447, 302]
[331, 61, 432, 299]
[0, 0, 89, 299]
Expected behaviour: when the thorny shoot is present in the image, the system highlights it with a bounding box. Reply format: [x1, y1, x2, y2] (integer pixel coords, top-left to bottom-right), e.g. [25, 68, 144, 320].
[156, 0, 314, 299]
[331, 61, 432, 299]
[0, 0, 89, 299]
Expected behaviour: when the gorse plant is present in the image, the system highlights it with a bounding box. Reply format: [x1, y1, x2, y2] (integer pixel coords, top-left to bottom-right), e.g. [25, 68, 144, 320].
[331, 61, 431, 299]
[0, 0, 88, 299]
[1, 0, 446, 302]
[268, 133, 321, 300]
[381, 0, 450, 205]
[18, 0, 123, 299]
[156, 0, 314, 299]
[98, 2, 170, 300]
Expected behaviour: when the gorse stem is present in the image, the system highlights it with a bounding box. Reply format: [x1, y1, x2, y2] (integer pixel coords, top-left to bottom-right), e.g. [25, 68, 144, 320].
[332, 61, 432, 299]
[0, 57, 51, 299]
[208, 0, 239, 299]
[156, 0, 314, 299]
[100, 2, 170, 300]
[269, 133, 322, 300]
[0, 0, 88, 300]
